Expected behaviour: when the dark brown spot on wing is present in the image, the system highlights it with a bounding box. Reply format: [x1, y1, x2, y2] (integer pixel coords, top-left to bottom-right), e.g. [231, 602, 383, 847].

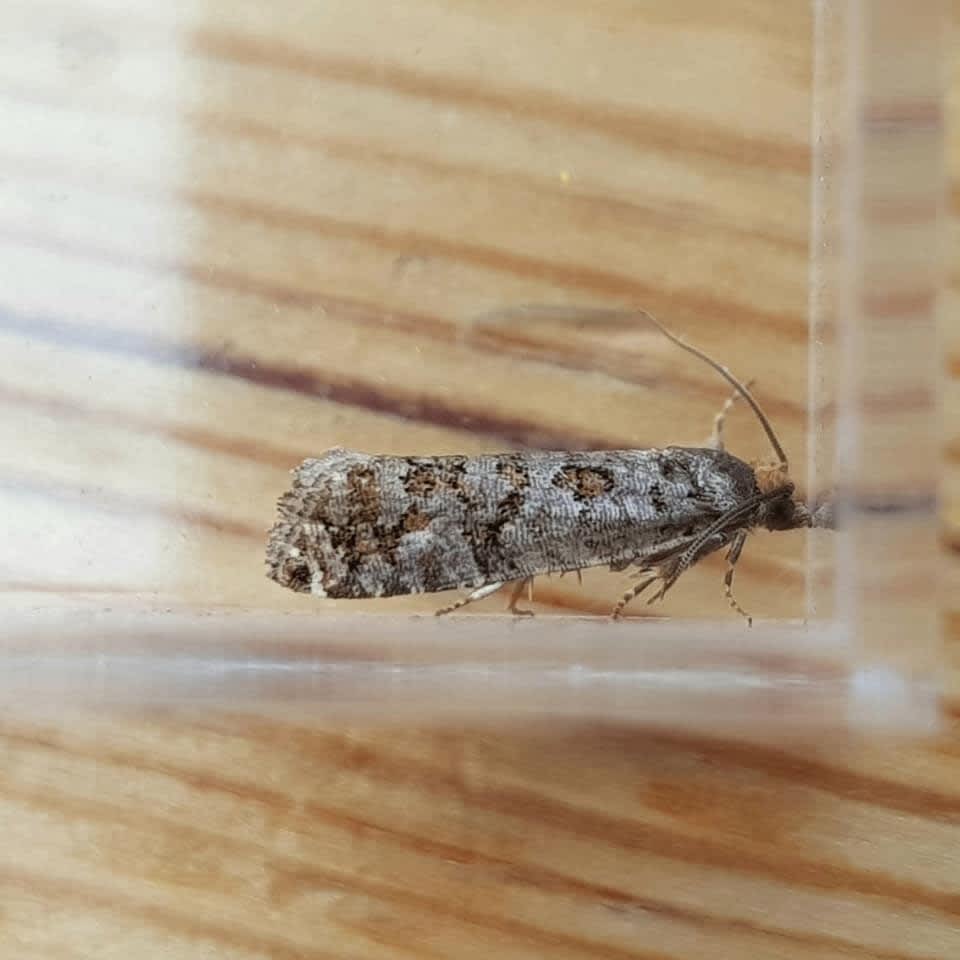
[402, 458, 472, 503]
[552, 465, 616, 501]
[402, 504, 432, 532]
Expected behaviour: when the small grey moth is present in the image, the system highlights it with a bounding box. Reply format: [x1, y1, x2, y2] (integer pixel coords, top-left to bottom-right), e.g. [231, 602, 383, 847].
[266, 311, 833, 622]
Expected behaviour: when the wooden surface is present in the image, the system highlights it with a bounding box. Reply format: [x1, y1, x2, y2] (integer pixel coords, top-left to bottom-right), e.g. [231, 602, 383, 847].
[1, 0, 959, 957]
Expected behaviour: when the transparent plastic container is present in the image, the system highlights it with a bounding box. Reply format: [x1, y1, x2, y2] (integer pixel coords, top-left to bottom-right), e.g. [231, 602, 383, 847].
[0, 0, 947, 735]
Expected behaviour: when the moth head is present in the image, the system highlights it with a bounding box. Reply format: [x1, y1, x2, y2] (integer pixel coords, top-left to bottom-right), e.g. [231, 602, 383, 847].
[758, 485, 817, 532]
[760, 491, 835, 532]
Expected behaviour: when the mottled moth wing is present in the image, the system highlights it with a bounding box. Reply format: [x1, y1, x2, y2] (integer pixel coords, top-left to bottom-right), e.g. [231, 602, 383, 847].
[266, 446, 760, 601]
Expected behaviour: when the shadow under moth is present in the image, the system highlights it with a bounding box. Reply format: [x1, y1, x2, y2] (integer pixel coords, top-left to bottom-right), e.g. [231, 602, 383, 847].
[266, 310, 833, 623]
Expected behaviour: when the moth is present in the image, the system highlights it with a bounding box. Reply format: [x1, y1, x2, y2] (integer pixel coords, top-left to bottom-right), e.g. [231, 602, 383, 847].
[266, 311, 833, 622]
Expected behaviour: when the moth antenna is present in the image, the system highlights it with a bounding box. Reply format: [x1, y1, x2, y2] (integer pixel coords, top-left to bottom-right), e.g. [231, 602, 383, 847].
[637, 310, 789, 470]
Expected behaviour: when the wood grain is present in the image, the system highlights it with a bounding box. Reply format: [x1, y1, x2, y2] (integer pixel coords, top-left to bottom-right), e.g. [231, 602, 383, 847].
[0, 0, 957, 957]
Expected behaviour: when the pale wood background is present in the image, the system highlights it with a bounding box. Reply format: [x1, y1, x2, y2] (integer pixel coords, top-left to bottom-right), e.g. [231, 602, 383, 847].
[1, 0, 959, 957]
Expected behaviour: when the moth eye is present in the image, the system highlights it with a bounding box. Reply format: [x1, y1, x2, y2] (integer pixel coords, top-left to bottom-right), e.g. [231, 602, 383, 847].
[764, 497, 798, 530]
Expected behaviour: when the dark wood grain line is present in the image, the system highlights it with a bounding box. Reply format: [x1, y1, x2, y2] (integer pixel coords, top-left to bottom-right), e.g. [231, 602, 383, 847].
[190, 27, 810, 174]
[0, 241, 809, 449]
[863, 196, 944, 225]
[0, 792, 673, 960]
[944, 440, 960, 464]
[281, 729, 960, 918]
[839, 492, 939, 516]
[0, 305, 660, 450]
[862, 98, 944, 131]
[9, 722, 960, 925]
[586, 727, 960, 822]
[0, 382, 308, 470]
[939, 695, 960, 722]
[303, 805, 934, 960]
[0, 471, 261, 541]
[0, 745, 934, 960]
[857, 387, 938, 415]
[942, 531, 960, 555]
[861, 289, 938, 319]
[0, 213, 812, 436]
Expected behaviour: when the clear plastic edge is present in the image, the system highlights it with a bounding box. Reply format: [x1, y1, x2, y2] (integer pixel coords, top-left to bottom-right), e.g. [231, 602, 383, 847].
[0, 608, 940, 737]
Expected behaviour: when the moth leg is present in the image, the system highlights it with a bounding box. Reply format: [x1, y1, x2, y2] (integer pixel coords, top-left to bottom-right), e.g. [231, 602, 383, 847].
[506, 577, 536, 617]
[611, 531, 729, 619]
[435, 581, 504, 616]
[723, 530, 752, 626]
[707, 378, 755, 450]
[646, 532, 729, 605]
[611, 572, 660, 619]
